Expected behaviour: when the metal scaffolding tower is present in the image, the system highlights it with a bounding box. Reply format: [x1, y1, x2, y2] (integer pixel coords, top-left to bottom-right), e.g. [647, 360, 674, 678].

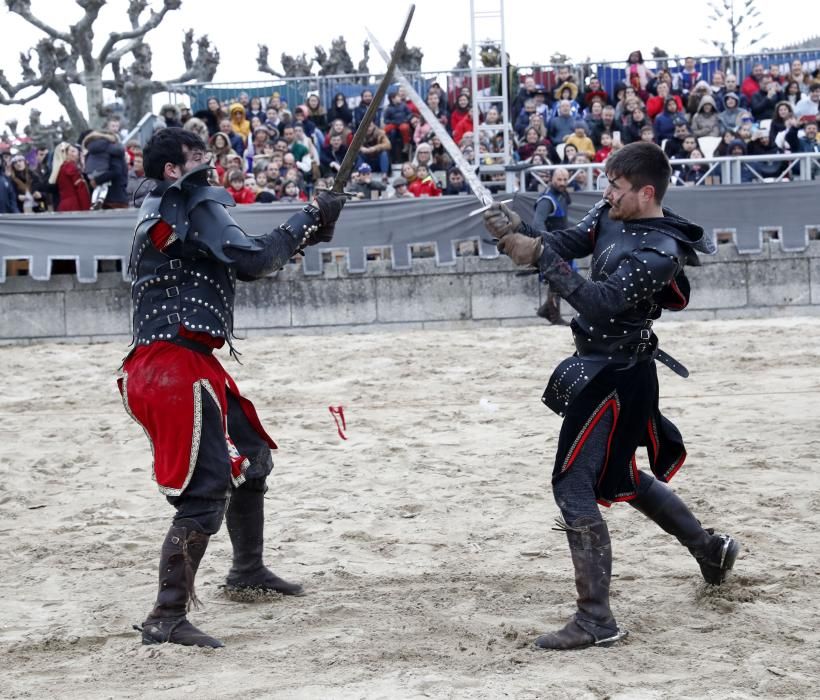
[469, 0, 515, 192]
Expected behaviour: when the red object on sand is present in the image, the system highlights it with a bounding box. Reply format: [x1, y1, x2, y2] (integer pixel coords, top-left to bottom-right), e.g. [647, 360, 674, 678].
[329, 406, 348, 440]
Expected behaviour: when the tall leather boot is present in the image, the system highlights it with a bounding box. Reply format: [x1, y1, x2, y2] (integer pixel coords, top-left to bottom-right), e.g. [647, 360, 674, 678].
[537, 291, 569, 325]
[535, 517, 628, 650]
[629, 478, 739, 585]
[225, 486, 304, 597]
[139, 521, 223, 648]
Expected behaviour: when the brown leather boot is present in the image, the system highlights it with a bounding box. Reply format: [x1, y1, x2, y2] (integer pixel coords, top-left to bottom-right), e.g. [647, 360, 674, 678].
[225, 487, 304, 597]
[139, 521, 223, 648]
[535, 518, 628, 650]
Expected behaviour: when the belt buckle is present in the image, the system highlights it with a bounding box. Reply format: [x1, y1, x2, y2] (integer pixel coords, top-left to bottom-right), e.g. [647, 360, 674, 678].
[165, 286, 179, 298]
[169, 259, 182, 269]
[636, 342, 647, 354]
[167, 312, 181, 324]
[640, 329, 651, 340]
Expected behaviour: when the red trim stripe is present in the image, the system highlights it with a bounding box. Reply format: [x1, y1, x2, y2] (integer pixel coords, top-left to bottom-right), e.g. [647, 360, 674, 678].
[666, 279, 688, 310]
[564, 398, 619, 474]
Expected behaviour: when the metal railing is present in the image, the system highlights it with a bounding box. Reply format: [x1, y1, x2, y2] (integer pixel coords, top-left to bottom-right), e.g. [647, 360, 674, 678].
[124, 112, 159, 147]
[515, 152, 820, 192]
[168, 48, 820, 112]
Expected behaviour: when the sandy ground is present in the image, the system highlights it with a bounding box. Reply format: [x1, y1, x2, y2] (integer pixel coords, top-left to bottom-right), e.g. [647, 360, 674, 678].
[1, 318, 819, 699]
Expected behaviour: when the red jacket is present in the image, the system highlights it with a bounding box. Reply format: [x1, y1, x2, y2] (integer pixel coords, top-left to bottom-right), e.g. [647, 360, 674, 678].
[409, 175, 441, 197]
[450, 108, 474, 144]
[594, 146, 612, 163]
[227, 185, 257, 204]
[741, 75, 761, 102]
[646, 94, 684, 120]
[56, 162, 91, 212]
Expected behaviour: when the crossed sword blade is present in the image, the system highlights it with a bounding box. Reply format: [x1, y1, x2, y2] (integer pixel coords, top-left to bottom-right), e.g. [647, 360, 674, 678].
[365, 26, 509, 216]
[332, 5, 416, 194]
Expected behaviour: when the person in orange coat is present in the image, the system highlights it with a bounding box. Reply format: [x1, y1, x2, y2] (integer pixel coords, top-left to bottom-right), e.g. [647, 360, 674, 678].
[49, 141, 91, 212]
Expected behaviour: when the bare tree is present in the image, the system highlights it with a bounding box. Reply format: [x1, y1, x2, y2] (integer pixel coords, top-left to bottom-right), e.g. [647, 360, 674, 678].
[256, 45, 313, 78]
[549, 51, 571, 66]
[652, 46, 670, 71]
[315, 37, 355, 76]
[455, 44, 471, 70]
[705, 0, 769, 56]
[357, 40, 370, 79]
[106, 28, 219, 127]
[0, 0, 219, 133]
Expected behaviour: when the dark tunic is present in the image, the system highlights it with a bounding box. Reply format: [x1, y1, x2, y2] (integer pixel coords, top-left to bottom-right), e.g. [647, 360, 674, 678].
[526, 200, 714, 504]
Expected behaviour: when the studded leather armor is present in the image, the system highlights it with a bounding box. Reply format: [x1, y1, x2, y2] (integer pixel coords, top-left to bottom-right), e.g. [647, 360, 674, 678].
[529, 200, 714, 359]
[128, 165, 321, 352]
[524, 200, 714, 415]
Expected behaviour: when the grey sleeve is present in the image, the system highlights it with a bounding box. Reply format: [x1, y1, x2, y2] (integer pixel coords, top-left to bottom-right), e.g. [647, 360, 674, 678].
[227, 228, 302, 281]
[227, 207, 321, 280]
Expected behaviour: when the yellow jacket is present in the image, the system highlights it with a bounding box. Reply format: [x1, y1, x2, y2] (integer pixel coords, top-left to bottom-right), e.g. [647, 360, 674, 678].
[229, 103, 251, 144]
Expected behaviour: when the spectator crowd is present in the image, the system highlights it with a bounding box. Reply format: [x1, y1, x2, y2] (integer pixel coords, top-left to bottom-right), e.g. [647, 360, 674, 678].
[1, 53, 819, 215]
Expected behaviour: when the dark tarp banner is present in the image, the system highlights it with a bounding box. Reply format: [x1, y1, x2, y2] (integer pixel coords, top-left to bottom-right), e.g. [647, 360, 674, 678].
[1, 182, 818, 283]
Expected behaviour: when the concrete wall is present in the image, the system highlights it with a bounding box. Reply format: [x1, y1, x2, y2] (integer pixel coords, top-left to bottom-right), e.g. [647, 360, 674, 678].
[2, 240, 820, 344]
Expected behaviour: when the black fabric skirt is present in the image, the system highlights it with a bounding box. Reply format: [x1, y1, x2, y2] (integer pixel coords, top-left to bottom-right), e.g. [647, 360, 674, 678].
[551, 360, 686, 506]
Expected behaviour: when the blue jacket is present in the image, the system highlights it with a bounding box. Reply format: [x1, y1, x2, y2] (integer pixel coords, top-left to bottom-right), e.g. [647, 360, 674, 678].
[383, 102, 412, 126]
[353, 102, 383, 129]
[548, 114, 576, 144]
[0, 173, 20, 213]
[653, 112, 677, 143]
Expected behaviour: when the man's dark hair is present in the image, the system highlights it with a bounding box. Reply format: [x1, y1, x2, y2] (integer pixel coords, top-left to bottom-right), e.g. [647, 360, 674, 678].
[605, 142, 671, 203]
[143, 127, 206, 180]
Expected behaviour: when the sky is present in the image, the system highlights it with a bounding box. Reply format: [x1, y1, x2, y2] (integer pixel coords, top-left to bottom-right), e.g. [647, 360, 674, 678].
[0, 0, 811, 130]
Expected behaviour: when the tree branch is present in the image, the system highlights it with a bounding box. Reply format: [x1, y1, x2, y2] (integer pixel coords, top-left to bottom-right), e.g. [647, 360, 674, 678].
[97, 0, 181, 65]
[171, 32, 219, 83]
[256, 44, 285, 78]
[6, 0, 71, 42]
[0, 84, 49, 106]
